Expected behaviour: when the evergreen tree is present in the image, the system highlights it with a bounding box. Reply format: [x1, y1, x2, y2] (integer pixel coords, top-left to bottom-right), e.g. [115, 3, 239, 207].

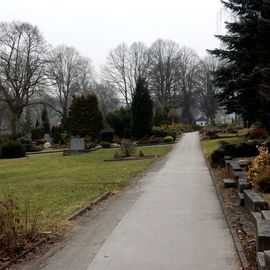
[41, 106, 50, 135]
[35, 119, 40, 128]
[153, 106, 165, 126]
[69, 93, 104, 138]
[106, 107, 131, 138]
[209, 0, 270, 128]
[131, 77, 153, 138]
[51, 125, 62, 144]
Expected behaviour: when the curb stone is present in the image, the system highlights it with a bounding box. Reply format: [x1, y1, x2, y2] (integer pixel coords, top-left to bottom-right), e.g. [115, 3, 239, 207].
[65, 191, 111, 221]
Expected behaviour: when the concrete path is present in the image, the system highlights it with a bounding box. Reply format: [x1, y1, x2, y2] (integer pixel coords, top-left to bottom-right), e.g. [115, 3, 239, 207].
[20, 132, 240, 270]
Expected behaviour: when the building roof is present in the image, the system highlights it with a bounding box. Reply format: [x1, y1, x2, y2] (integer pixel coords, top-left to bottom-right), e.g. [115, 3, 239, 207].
[196, 117, 207, 122]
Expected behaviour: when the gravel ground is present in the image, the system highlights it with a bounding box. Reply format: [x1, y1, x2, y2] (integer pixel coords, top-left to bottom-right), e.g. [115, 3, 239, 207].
[212, 168, 257, 270]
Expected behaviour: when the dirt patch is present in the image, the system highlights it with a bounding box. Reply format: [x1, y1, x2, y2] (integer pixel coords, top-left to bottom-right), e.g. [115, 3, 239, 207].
[211, 168, 257, 270]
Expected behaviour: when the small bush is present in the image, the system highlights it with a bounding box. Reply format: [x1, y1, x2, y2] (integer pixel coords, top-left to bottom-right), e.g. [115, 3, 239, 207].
[166, 130, 177, 141]
[0, 195, 40, 259]
[139, 150, 145, 157]
[248, 145, 270, 187]
[148, 137, 162, 144]
[0, 140, 26, 159]
[180, 124, 193, 133]
[247, 127, 269, 140]
[31, 127, 43, 140]
[162, 136, 174, 143]
[86, 142, 96, 149]
[100, 141, 111, 148]
[254, 169, 270, 193]
[100, 128, 114, 143]
[151, 127, 168, 138]
[210, 149, 225, 167]
[120, 139, 135, 157]
[114, 151, 120, 159]
[205, 129, 220, 139]
[137, 136, 149, 145]
[51, 126, 62, 144]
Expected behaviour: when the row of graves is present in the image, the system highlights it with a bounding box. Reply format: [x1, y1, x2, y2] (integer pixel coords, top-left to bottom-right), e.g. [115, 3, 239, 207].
[224, 156, 270, 270]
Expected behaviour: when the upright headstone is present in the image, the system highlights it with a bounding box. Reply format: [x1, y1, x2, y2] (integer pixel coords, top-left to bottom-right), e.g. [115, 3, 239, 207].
[44, 133, 52, 143]
[70, 138, 85, 151]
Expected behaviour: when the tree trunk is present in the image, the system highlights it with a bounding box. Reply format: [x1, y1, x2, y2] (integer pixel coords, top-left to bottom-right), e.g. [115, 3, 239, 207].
[10, 112, 22, 139]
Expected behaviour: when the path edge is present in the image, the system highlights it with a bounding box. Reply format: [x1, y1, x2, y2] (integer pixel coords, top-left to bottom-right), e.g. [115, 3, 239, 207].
[199, 137, 249, 270]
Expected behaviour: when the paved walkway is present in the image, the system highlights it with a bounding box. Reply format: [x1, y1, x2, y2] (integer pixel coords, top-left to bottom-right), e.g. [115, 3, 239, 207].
[21, 132, 240, 270]
[86, 132, 240, 270]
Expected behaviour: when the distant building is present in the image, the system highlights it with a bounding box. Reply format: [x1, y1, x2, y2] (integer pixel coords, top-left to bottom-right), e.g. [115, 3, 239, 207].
[214, 107, 236, 125]
[195, 117, 208, 127]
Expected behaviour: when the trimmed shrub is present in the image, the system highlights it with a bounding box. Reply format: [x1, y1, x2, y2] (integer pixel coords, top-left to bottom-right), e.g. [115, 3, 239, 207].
[0, 140, 26, 159]
[17, 137, 35, 152]
[31, 127, 43, 140]
[162, 136, 174, 143]
[100, 128, 114, 143]
[100, 141, 111, 148]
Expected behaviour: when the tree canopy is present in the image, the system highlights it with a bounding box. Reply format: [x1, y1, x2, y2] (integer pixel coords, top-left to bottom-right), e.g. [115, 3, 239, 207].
[209, 0, 270, 128]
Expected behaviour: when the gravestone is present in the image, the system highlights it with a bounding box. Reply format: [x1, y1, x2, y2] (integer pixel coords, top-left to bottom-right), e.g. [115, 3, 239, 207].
[44, 133, 52, 143]
[44, 142, 51, 149]
[70, 138, 85, 151]
[63, 138, 86, 156]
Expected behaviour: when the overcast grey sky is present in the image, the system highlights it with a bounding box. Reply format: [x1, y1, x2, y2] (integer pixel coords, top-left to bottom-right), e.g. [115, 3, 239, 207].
[0, 0, 224, 73]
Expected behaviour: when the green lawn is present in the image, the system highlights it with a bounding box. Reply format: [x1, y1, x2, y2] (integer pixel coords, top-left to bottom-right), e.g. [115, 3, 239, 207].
[201, 136, 246, 157]
[0, 146, 171, 230]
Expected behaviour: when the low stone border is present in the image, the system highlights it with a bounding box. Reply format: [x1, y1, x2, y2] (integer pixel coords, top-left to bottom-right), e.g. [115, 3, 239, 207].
[65, 191, 111, 221]
[104, 155, 160, 162]
[63, 146, 102, 156]
[27, 149, 67, 155]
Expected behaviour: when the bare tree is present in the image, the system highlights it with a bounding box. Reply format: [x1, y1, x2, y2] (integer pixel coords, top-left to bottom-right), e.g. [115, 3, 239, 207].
[177, 47, 200, 124]
[148, 39, 180, 107]
[102, 42, 149, 106]
[197, 55, 219, 124]
[102, 43, 130, 105]
[45, 45, 93, 130]
[127, 42, 150, 94]
[75, 57, 95, 95]
[93, 82, 120, 117]
[0, 21, 47, 137]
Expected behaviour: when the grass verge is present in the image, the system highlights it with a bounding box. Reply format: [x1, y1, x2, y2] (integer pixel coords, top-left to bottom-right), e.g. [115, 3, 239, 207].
[0, 145, 171, 230]
[201, 136, 246, 157]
